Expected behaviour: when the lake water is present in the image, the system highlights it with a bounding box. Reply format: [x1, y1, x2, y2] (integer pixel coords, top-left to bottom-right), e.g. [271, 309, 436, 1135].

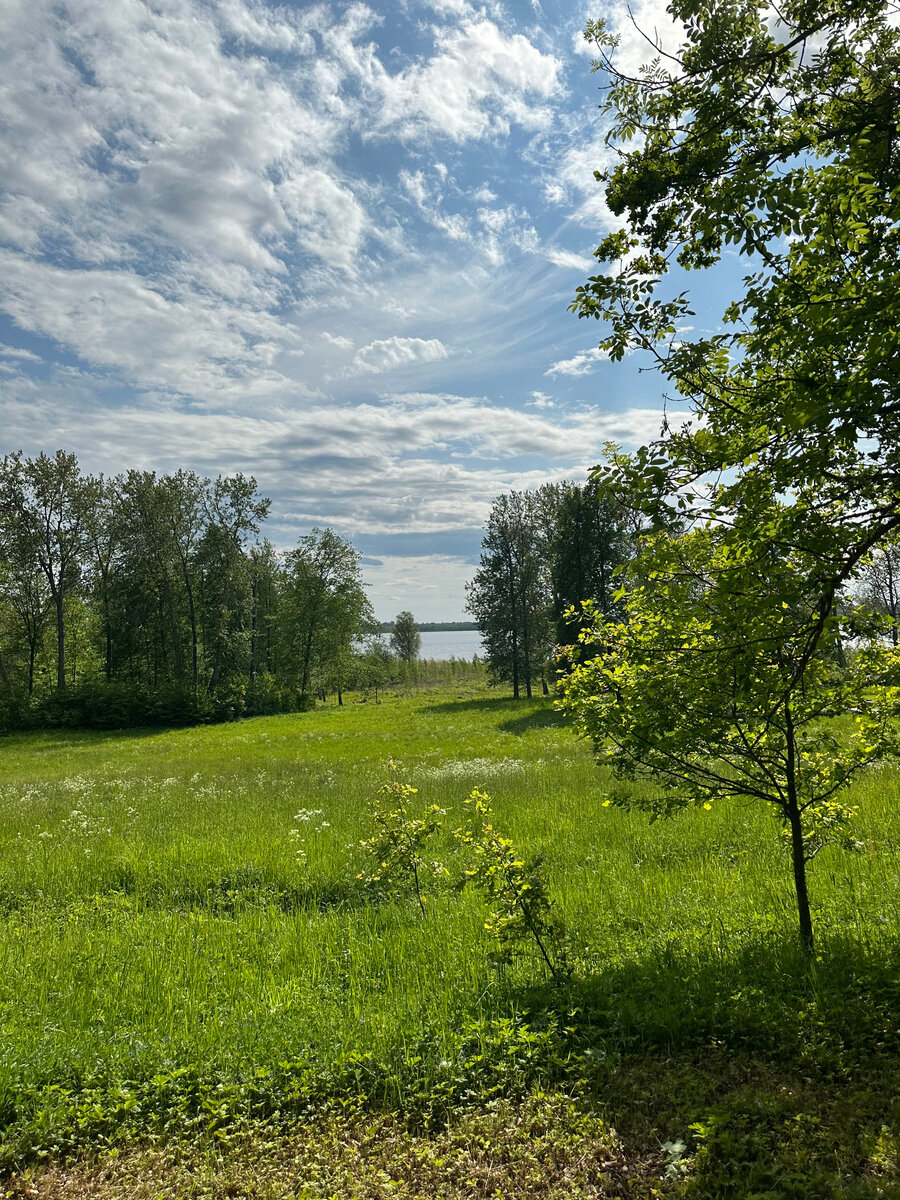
[418, 629, 483, 660]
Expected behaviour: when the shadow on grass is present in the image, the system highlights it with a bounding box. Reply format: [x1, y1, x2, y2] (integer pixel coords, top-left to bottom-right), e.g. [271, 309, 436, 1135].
[500, 935, 900, 1197]
[424, 695, 567, 737]
[498, 707, 565, 735]
[0, 725, 173, 749]
[0, 864, 374, 917]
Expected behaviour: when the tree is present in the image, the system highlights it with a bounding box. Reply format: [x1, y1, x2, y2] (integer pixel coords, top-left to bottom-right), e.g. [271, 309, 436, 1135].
[0, 452, 93, 691]
[390, 611, 421, 664]
[198, 474, 269, 691]
[573, 0, 900, 569]
[559, 513, 900, 951]
[466, 491, 553, 699]
[560, 0, 900, 949]
[859, 543, 900, 646]
[284, 528, 372, 701]
[549, 479, 634, 653]
[116, 470, 192, 686]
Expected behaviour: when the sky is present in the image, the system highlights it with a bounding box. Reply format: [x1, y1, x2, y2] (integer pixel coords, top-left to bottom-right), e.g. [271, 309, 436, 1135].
[0, 0, 713, 620]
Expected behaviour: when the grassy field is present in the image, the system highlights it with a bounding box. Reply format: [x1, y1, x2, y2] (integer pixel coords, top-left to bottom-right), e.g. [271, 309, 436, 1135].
[2, 679, 900, 1197]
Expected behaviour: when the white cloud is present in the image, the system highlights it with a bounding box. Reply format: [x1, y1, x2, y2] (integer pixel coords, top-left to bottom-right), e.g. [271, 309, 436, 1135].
[0, 250, 305, 402]
[3, 371, 664, 527]
[322, 332, 355, 350]
[340, 18, 562, 143]
[544, 246, 594, 270]
[545, 346, 609, 376]
[0, 344, 41, 362]
[351, 336, 449, 374]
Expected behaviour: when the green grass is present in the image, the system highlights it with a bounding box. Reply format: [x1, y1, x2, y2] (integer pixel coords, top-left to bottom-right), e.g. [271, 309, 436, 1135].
[2, 681, 900, 1196]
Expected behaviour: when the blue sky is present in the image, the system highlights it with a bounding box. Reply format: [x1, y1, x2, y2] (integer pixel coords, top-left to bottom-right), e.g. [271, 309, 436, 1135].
[0, 0, 717, 620]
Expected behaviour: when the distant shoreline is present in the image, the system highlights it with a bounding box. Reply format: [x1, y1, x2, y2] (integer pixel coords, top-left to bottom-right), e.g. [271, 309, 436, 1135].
[379, 621, 478, 632]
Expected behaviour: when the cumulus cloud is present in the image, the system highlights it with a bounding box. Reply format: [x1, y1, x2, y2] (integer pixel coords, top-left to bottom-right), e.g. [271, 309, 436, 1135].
[336, 17, 562, 143]
[351, 337, 449, 375]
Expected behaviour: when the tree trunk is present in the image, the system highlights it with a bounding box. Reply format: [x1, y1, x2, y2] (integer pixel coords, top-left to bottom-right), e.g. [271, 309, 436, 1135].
[103, 589, 112, 682]
[186, 584, 198, 689]
[162, 578, 184, 681]
[887, 553, 898, 646]
[53, 585, 66, 691]
[250, 573, 258, 682]
[784, 701, 814, 951]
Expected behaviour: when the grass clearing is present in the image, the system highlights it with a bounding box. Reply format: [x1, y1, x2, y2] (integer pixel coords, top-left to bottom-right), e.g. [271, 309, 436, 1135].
[2, 681, 900, 1196]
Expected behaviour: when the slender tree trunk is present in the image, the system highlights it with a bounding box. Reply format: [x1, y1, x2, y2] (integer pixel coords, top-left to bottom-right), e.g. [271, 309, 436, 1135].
[0, 644, 9, 688]
[784, 701, 814, 951]
[511, 629, 520, 699]
[162, 577, 184, 681]
[186, 585, 198, 689]
[887, 554, 898, 647]
[522, 603, 533, 699]
[102, 587, 112, 681]
[250, 573, 258, 682]
[52, 583, 66, 691]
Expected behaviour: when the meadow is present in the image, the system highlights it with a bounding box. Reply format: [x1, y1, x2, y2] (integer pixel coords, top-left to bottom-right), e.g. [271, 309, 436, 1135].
[2, 676, 900, 1197]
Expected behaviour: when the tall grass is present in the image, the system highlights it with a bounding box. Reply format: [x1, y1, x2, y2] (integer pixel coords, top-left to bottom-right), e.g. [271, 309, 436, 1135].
[1, 682, 900, 1173]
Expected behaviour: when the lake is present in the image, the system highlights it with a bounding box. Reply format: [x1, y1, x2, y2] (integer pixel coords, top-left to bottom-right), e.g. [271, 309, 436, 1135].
[417, 629, 483, 660]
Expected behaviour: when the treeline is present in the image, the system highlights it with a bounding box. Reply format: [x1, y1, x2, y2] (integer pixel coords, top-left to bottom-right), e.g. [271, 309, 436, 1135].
[466, 478, 641, 697]
[0, 451, 395, 729]
[381, 621, 478, 632]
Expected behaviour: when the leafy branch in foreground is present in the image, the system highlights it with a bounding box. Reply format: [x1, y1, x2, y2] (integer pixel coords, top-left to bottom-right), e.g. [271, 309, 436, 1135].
[455, 788, 567, 983]
[357, 762, 447, 917]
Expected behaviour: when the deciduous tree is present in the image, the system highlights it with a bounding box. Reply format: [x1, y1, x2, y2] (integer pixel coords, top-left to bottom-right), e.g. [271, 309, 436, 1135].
[561, 0, 900, 949]
[390, 611, 421, 664]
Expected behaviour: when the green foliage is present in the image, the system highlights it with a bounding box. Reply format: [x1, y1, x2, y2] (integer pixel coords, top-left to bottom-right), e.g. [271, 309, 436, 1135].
[559, 521, 900, 948]
[466, 488, 556, 699]
[358, 762, 447, 916]
[562, 1, 900, 953]
[390, 611, 421, 664]
[454, 787, 567, 982]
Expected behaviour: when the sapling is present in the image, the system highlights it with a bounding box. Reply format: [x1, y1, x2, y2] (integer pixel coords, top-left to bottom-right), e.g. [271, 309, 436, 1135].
[455, 787, 567, 982]
[357, 761, 446, 917]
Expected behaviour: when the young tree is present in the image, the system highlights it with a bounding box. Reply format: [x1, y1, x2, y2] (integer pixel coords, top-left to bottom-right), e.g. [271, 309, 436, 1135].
[390, 611, 421, 664]
[559, 515, 900, 950]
